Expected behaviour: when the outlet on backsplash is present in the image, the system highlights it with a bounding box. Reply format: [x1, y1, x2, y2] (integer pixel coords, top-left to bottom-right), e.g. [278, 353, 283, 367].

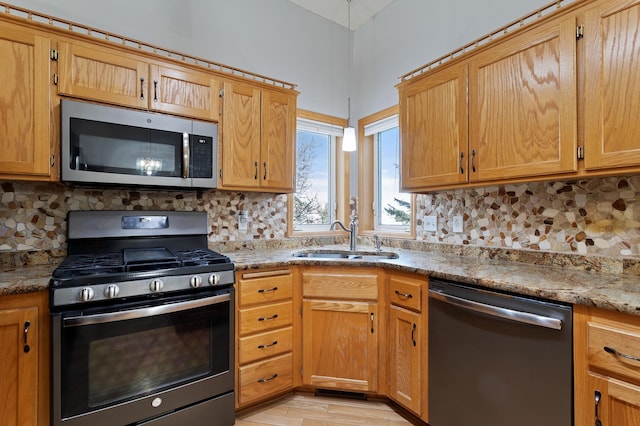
[238, 211, 248, 231]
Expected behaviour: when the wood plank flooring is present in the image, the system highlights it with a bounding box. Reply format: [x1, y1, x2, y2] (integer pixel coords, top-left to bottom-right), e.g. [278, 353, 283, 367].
[235, 393, 416, 425]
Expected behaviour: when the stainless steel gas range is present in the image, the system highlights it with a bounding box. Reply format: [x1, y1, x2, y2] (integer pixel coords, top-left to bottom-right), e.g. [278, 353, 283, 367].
[50, 210, 235, 426]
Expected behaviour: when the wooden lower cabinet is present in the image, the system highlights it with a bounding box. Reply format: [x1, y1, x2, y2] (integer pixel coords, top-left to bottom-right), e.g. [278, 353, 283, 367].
[574, 305, 640, 426]
[388, 272, 428, 423]
[301, 267, 380, 393]
[235, 269, 296, 408]
[0, 291, 49, 426]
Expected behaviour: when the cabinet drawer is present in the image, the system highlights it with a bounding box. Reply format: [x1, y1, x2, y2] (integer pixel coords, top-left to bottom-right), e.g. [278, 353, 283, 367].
[389, 276, 423, 312]
[238, 301, 293, 336]
[238, 353, 293, 406]
[238, 271, 292, 307]
[302, 271, 378, 300]
[239, 326, 293, 365]
[588, 321, 640, 386]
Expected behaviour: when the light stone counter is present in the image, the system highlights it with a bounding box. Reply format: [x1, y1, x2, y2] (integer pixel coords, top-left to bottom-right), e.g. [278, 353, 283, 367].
[2, 245, 640, 316]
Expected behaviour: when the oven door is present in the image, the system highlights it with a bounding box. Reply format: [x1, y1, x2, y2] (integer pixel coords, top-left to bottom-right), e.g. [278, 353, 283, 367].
[51, 288, 234, 426]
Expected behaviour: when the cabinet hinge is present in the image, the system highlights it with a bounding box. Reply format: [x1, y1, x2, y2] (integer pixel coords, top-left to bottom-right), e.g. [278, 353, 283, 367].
[577, 146, 585, 160]
[576, 25, 584, 40]
[50, 49, 58, 61]
[219, 169, 223, 179]
[219, 89, 224, 98]
[53, 74, 58, 85]
[50, 155, 55, 167]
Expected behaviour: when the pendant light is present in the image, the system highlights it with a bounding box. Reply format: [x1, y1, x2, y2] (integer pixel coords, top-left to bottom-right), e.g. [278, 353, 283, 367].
[342, 0, 357, 152]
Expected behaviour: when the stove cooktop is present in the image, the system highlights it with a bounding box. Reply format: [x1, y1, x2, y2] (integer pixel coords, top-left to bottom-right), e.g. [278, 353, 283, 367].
[51, 247, 233, 286]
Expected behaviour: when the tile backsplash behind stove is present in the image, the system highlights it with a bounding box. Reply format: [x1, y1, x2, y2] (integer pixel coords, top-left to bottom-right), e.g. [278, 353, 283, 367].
[1, 176, 639, 261]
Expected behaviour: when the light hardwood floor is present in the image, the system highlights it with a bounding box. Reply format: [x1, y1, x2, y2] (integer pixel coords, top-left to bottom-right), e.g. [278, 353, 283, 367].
[235, 393, 416, 425]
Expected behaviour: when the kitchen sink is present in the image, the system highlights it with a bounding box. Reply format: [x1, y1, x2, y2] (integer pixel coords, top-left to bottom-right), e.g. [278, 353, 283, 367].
[292, 249, 399, 261]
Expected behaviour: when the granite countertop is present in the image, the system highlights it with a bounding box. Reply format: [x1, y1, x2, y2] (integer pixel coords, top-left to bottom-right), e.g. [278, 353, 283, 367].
[2, 245, 640, 316]
[224, 245, 640, 316]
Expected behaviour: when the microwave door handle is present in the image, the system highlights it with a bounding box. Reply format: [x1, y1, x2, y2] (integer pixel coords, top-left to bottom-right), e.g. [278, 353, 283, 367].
[62, 293, 231, 327]
[182, 133, 190, 179]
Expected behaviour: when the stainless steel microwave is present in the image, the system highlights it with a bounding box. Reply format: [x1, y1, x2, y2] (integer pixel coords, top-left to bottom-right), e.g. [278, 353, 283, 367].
[61, 99, 218, 189]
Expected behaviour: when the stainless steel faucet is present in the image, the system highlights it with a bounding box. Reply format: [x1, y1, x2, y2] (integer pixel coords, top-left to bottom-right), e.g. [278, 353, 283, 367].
[330, 216, 358, 250]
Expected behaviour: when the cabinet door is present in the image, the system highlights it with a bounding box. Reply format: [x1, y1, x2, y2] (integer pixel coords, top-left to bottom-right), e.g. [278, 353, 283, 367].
[389, 305, 422, 416]
[584, 0, 640, 170]
[469, 16, 577, 181]
[221, 81, 261, 188]
[150, 64, 220, 121]
[399, 63, 468, 190]
[302, 299, 378, 392]
[586, 373, 640, 426]
[260, 89, 295, 191]
[0, 24, 51, 178]
[0, 306, 39, 426]
[58, 41, 148, 109]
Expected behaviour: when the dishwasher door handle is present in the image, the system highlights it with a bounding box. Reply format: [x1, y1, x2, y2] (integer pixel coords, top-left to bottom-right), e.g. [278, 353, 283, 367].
[429, 289, 563, 330]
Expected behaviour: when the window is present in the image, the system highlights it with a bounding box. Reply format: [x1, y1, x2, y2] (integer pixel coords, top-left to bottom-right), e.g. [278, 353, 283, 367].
[359, 106, 414, 237]
[291, 114, 344, 232]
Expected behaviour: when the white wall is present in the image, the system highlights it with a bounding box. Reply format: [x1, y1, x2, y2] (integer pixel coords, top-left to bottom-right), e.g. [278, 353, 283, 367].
[8, 0, 572, 121]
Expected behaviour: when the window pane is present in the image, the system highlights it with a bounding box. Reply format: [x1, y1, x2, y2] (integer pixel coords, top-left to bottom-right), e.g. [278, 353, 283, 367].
[377, 127, 410, 227]
[294, 130, 331, 226]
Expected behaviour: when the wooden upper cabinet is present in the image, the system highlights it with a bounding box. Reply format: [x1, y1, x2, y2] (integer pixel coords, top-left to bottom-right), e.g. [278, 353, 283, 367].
[58, 41, 148, 109]
[58, 41, 220, 121]
[399, 63, 469, 190]
[149, 64, 220, 121]
[221, 81, 296, 192]
[0, 24, 52, 180]
[260, 89, 295, 191]
[584, 0, 640, 171]
[468, 15, 578, 182]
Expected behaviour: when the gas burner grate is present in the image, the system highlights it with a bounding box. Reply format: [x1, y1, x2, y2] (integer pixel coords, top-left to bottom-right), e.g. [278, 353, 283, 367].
[173, 249, 231, 266]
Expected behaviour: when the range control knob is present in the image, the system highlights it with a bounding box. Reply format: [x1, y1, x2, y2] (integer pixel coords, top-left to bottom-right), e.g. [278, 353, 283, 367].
[189, 275, 202, 288]
[149, 279, 164, 292]
[208, 273, 221, 286]
[78, 287, 95, 302]
[103, 284, 120, 299]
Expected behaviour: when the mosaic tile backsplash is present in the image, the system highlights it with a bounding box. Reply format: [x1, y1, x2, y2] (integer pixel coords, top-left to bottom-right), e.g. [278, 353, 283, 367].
[1, 176, 639, 261]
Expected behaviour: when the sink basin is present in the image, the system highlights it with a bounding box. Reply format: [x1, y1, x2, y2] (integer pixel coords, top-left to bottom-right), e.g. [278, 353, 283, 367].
[293, 249, 399, 261]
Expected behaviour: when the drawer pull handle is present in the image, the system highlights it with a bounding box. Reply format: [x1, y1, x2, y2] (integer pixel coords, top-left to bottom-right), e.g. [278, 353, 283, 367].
[258, 287, 279, 293]
[395, 290, 413, 299]
[257, 373, 278, 383]
[604, 345, 640, 362]
[258, 340, 278, 349]
[258, 314, 278, 321]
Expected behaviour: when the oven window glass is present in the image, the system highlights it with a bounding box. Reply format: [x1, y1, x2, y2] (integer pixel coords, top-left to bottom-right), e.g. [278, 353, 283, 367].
[59, 296, 230, 419]
[69, 118, 181, 177]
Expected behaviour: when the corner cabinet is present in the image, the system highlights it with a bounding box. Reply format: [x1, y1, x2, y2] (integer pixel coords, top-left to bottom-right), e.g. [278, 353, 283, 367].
[235, 269, 295, 409]
[301, 267, 380, 392]
[0, 22, 55, 181]
[574, 305, 640, 426]
[57, 40, 221, 121]
[0, 291, 50, 426]
[220, 81, 296, 193]
[399, 63, 468, 190]
[387, 272, 428, 423]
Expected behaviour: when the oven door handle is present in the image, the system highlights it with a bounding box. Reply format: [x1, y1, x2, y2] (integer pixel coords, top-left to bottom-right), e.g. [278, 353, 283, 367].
[62, 293, 231, 327]
[428, 289, 562, 330]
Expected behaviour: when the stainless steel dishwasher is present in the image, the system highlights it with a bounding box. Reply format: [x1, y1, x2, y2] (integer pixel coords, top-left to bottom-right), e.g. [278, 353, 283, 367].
[428, 278, 573, 426]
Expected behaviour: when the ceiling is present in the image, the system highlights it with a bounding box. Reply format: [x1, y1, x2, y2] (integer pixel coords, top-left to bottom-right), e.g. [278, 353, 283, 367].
[287, 0, 397, 31]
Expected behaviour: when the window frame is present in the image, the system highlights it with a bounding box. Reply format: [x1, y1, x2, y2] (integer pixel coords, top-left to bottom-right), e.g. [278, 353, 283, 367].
[358, 105, 416, 239]
[287, 109, 350, 237]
